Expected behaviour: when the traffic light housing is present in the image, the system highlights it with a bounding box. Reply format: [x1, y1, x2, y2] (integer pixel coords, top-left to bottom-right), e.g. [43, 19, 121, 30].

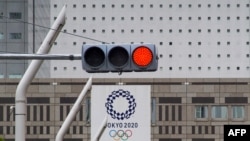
[82, 44, 158, 73]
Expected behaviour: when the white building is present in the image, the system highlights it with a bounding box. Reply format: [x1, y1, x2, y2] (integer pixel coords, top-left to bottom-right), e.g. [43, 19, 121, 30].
[50, 0, 250, 78]
[1, 0, 250, 78]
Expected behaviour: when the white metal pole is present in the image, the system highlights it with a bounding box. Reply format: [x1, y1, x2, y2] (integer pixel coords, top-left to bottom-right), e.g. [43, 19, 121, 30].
[92, 115, 108, 141]
[55, 76, 92, 141]
[15, 5, 66, 141]
[0, 54, 82, 60]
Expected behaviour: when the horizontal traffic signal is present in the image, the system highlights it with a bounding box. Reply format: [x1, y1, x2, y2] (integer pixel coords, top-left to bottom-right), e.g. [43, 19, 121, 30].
[82, 44, 158, 73]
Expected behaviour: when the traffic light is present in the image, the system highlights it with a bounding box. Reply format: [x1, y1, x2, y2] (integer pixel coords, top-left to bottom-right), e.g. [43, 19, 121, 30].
[82, 44, 158, 73]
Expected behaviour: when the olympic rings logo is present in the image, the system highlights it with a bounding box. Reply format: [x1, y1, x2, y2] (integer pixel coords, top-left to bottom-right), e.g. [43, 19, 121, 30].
[109, 129, 132, 141]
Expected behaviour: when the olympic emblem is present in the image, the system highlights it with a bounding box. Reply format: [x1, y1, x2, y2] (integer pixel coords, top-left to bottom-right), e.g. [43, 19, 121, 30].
[109, 129, 132, 141]
[105, 89, 136, 120]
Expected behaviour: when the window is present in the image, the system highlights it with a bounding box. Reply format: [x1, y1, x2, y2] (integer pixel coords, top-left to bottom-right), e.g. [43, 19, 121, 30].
[232, 106, 245, 119]
[195, 106, 208, 119]
[0, 32, 4, 39]
[151, 97, 156, 125]
[9, 12, 22, 19]
[9, 74, 22, 78]
[9, 33, 22, 39]
[212, 106, 227, 119]
[0, 12, 3, 19]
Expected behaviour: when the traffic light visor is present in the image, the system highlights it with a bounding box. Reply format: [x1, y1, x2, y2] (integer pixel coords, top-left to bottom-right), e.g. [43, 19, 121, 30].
[132, 46, 153, 67]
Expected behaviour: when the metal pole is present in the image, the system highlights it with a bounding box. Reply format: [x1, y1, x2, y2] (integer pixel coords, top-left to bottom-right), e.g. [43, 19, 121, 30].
[55, 76, 92, 141]
[15, 5, 66, 141]
[0, 54, 81, 60]
[92, 115, 108, 141]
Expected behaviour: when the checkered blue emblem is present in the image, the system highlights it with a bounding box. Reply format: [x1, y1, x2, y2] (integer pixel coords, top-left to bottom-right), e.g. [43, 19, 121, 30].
[105, 89, 136, 120]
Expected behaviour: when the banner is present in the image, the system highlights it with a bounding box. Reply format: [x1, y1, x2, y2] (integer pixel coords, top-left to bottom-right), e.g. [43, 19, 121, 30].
[91, 85, 151, 141]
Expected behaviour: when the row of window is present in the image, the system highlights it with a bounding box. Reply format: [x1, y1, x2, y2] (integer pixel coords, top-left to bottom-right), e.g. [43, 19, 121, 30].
[53, 66, 250, 71]
[0, 33, 22, 39]
[54, 3, 250, 9]
[0, 74, 22, 79]
[167, 66, 250, 71]
[0, 12, 22, 19]
[195, 105, 245, 120]
[170, 54, 250, 58]
[68, 16, 250, 21]
[0, 125, 84, 135]
[54, 41, 250, 46]
[62, 28, 250, 34]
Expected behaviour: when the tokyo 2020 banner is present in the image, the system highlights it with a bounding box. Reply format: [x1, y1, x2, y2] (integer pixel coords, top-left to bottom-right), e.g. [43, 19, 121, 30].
[91, 85, 151, 141]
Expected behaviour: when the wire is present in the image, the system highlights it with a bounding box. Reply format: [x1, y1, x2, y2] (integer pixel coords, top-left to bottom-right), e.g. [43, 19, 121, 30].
[0, 15, 110, 44]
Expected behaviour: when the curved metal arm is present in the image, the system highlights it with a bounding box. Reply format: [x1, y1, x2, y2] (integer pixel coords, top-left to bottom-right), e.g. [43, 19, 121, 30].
[15, 5, 66, 141]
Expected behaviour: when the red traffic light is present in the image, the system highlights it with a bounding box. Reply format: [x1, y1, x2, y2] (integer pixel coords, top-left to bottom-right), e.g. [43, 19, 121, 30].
[132, 46, 153, 67]
[82, 44, 158, 73]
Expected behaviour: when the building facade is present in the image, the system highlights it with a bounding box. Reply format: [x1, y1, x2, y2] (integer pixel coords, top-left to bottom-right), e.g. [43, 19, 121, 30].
[49, 0, 250, 78]
[0, 0, 250, 141]
[0, 0, 50, 78]
[1, 0, 249, 79]
[0, 0, 28, 78]
[0, 78, 250, 141]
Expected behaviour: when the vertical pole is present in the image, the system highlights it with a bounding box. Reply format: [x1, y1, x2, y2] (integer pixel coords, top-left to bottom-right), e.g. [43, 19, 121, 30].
[55, 76, 92, 141]
[15, 5, 66, 141]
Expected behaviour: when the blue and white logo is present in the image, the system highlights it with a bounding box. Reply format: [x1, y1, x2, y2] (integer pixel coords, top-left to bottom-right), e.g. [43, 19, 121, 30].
[105, 89, 136, 120]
